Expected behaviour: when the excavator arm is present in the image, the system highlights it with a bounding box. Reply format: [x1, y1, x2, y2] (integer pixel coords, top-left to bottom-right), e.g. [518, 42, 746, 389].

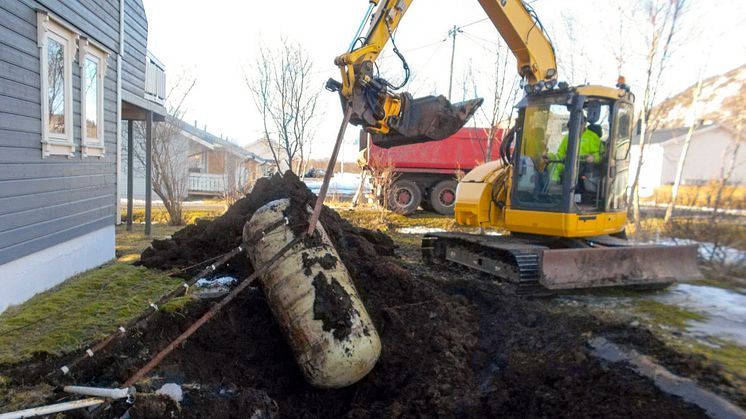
[329, 0, 558, 148]
[477, 0, 557, 86]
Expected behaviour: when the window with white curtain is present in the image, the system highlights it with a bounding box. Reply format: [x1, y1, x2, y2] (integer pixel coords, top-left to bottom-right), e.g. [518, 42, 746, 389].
[79, 38, 107, 158]
[37, 12, 76, 158]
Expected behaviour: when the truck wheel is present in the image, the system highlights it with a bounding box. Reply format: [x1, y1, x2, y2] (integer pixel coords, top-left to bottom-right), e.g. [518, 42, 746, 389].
[430, 180, 458, 215]
[387, 180, 422, 215]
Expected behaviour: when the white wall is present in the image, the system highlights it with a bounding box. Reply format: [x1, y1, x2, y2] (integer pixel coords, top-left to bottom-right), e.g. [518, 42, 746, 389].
[660, 128, 746, 185]
[629, 127, 746, 198]
[629, 144, 664, 198]
[0, 226, 115, 313]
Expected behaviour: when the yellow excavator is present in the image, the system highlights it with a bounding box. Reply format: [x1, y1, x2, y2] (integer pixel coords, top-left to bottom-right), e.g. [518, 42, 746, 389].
[327, 0, 701, 293]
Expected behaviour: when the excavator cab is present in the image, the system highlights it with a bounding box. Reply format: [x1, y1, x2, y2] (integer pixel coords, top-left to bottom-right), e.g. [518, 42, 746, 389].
[504, 86, 634, 237]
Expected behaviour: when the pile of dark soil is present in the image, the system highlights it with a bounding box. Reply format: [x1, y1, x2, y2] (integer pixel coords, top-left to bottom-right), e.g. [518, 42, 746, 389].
[7, 172, 732, 418]
[131, 172, 480, 417]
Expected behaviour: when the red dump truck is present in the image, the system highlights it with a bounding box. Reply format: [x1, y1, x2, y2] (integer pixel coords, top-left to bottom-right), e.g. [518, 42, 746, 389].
[359, 127, 503, 215]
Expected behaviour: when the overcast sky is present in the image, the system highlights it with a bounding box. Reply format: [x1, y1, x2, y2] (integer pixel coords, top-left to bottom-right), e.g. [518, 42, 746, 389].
[142, 0, 746, 161]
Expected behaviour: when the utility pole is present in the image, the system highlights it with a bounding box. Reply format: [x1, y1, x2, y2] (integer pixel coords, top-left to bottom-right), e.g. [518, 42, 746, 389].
[447, 25, 462, 101]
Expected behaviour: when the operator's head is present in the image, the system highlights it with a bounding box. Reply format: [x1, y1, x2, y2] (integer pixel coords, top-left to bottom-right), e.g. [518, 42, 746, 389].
[587, 124, 603, 138]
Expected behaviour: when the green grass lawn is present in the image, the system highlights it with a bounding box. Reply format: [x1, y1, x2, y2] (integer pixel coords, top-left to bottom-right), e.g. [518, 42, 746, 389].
[0, 224, 184, 364]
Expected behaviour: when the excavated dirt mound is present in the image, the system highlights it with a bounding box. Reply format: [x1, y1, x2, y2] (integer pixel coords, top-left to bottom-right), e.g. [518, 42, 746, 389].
[5, 172, 729, 417]
[132, 172, 480, 417]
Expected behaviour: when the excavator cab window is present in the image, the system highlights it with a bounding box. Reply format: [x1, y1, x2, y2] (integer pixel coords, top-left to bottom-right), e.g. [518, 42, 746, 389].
[511, 95, 572, 211]
[511, 94, 616, 214]
[574, 99, 612, 211]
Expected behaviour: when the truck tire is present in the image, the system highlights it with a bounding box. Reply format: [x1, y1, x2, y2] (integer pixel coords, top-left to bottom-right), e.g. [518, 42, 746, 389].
[430, 180, 458, 215]
[387, 180, 422, 215]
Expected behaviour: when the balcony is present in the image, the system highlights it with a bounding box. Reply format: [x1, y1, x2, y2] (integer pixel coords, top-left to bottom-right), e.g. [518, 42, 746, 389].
[145, 52, 166, 106]
[188, 173, 225, 196]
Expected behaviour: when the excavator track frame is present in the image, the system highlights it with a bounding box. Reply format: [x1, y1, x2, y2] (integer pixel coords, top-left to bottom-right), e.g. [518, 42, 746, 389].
[422, 232, 701, 296]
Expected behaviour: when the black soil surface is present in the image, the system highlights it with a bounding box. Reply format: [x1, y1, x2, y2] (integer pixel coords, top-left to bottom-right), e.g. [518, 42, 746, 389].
[2, 172, 741, 418]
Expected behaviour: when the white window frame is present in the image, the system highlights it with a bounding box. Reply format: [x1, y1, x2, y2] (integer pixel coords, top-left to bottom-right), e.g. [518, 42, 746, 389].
[79, 37, 108, 158]
[37, 11, 77, 158]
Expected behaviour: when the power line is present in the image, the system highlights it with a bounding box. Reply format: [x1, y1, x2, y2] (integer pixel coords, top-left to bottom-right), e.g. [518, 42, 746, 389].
[460, 17, 489, 29]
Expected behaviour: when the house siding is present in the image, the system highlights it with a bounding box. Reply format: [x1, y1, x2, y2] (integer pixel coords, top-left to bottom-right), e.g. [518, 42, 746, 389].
[0, 0, 143, 267]
[122, 0, 147, 99]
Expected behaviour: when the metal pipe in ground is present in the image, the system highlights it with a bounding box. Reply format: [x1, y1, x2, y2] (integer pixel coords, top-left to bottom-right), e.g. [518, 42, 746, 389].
[122, 237, 301, 387]
[63, 385, 133, 400]
[308, 106, 353, 236]
[0, 398, 105, 419]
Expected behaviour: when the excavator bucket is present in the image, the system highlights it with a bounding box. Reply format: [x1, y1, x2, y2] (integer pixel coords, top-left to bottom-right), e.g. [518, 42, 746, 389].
[371, 94, 484, 148]
[540, 244, 702, 289]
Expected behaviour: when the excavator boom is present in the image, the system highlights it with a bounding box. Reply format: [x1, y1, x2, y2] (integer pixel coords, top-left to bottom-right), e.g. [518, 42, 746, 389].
[332, 1, 702, 293]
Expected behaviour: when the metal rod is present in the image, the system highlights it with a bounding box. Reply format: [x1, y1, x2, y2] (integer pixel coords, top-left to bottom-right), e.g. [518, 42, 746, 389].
[144, 110, 153, 236]
[122, 238, 301, 387]
[308, 107, 353, 236]
[126, 119, 134, 231]
[56, 247, 243, 378]
[63, 385, 132, 400]
[0, 398, 104, 419]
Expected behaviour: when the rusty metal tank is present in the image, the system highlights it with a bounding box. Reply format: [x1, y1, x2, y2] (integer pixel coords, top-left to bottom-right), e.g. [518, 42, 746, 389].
[243, 198, 381, 388]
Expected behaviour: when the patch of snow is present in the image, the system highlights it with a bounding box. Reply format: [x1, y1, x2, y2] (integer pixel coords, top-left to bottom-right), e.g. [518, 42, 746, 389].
[303, 173, 370, 196]
[643, 237, 745, 266]
[194, 276, 239, 299]
[156, 383, 183, 403]
[397, 226, 447, 234]
[195, 276, 238, 288]
[655, 284, 746, 346]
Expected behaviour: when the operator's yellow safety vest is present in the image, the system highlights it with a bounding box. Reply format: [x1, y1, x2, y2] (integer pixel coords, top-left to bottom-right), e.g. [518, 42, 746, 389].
[550, 129, 604, 182]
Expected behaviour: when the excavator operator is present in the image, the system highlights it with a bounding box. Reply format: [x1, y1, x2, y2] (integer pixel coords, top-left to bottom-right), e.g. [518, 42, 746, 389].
[545, 120, 605, 202]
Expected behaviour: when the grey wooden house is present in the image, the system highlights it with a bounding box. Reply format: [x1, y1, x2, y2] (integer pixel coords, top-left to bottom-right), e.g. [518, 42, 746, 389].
[0, 0, 166, 312]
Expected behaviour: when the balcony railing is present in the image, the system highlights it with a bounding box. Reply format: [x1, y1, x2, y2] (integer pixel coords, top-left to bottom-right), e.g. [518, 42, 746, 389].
[188, 173, 224, 195]
[145, 52, 166, 105]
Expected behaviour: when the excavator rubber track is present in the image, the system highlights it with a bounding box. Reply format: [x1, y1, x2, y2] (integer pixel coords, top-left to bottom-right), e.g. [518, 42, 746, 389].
[421, 232, 702, 296]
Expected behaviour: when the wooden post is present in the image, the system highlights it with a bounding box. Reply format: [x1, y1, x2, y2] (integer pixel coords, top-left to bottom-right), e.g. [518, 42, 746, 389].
[126, 120, 134, 232]
[145, 111, 153, 236]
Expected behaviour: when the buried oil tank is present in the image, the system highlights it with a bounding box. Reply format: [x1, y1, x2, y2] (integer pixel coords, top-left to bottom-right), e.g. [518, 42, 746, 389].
[242, 198, 381, 388]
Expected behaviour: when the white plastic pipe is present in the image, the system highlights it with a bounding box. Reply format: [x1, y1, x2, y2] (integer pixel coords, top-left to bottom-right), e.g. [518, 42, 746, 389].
[63, 385, 133, 399]
[0, 398, 104, 419]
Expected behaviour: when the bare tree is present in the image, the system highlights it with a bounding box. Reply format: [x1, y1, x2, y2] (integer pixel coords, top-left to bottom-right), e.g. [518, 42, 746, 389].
[627, 0, 688, 231]
[555, 10, 589, 85]
[246, 40, 320, 175]
[460, 42, 520, 161]
[133, 75, 196, 226]
[711, 98, 745, 220]
[221, 149, 254, 206]
[664, 68, 704, 223]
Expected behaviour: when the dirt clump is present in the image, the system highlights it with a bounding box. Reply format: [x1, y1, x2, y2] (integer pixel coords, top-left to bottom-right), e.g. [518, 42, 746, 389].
[311, 271, 355, 340]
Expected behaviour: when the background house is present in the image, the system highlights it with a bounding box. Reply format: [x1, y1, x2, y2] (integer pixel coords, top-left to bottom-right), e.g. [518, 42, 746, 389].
[0, 1, 166, 312]
[630, 124, 746, 197]
[244, 138, 281, 173]
[630, 64, 746, 198]
[120, 120, 271, 201]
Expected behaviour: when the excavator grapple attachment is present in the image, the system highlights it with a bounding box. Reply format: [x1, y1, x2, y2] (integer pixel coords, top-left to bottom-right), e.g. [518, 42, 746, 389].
[372, 94, 484, 148]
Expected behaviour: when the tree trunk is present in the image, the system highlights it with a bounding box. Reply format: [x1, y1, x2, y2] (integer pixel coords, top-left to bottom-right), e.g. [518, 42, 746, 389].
[630, 105, 647, 232]
[665, 73, 704, 223]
